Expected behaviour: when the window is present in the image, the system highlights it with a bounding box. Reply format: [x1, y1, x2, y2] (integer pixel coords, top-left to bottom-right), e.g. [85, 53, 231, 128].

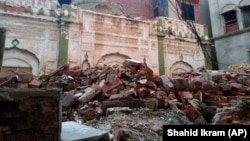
[181, 3, 195, 21]
[222, 10, 238, 33]
[242, 6, 250, 28]
[154, 7, 159, 17]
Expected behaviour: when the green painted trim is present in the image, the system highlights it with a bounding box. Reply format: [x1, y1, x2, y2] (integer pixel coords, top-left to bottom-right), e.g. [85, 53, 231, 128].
[202, 43, 212, 70]
[58, 26, 69, 68]
[157, 36, 165, 75]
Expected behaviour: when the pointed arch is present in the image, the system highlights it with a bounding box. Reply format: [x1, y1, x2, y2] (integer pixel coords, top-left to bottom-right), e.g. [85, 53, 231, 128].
[170, 61, 193, 77]
[96, 52, 131, 67]
[3, 47, 40, 75]
[239, 0, 250, 7]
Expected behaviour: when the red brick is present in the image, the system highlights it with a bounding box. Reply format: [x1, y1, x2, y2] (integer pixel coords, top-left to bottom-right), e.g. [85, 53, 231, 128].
[29, 79, 42, 88]
[102, 98, 159, 111]
[189, 76, 203, 92]
[181, 104, 199, 121]
[17, 73, 33, 83]
[230, 83, 244, 92]
[17, 83, 29, 88]
[102, 78, 124, 93]
[80, 108, 96, 121]
[160, 75, 175, 93]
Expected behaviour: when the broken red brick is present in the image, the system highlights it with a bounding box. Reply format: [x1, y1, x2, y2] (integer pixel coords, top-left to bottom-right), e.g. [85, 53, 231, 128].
[171, 78, 189, 90]
[17, 73, 33, 83]
[189, 76, 203, 92]
[29, 79, 42, 88]
[181, 104, 199, 121]
[230, 83, 244, 92]
[160, 75, 175, 93]
[109, 94, 129, 101]
[80, 108, 96, 121]
[17, 83, 29, 88]
[102, 78, 124, 93]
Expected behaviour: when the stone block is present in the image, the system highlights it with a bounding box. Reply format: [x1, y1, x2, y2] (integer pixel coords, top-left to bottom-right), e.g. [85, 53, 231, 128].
[62, 93, 78, 110]
[78, 85, 101, 104]
[80, 108, 96, 121]
[102, 98, 159, 111]
[106, 107, 132, 115]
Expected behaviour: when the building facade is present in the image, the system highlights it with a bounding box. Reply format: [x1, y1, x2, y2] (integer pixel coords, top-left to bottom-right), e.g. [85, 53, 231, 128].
[208, 0, 250, 69]
[0, 0, 206, 77]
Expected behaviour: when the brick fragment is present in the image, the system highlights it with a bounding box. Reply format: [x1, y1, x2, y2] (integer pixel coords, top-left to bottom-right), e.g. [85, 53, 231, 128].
[160, 75, 174, 93]
[29, 79, 42, 88]
[17, 73, 33, 83]
[171, 78, 189, 90]
[102, 98, 159, 111]
[102, 78, 124, 93]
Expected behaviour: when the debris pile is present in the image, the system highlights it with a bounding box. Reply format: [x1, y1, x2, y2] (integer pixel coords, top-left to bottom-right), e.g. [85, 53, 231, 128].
[0, 60, 250, 126]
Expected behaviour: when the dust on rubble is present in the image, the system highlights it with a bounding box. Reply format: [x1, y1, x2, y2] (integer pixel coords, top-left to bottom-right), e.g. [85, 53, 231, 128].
[80, 108, 192, 141]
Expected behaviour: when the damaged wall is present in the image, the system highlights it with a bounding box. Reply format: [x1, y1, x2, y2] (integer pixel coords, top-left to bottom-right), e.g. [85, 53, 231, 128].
[0, 88, 61, 141]
[0, 2, 206, 77]
[68, 9, 206, 76]
[0, 15, 59, 76]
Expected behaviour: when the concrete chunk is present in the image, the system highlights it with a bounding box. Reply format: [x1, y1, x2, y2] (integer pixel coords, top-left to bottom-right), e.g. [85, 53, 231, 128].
[61, 121, 109, 141]
[78, 85, 101, 104]
[160, 75, 175, 93]
[62, 93, 78, 110]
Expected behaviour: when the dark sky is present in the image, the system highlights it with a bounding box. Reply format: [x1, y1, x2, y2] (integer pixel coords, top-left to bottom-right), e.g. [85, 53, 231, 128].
[58, 0, 72, 5]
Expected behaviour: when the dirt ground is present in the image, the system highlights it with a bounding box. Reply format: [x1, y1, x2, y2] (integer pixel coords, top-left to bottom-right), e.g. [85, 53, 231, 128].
[84, 108, 193, 141]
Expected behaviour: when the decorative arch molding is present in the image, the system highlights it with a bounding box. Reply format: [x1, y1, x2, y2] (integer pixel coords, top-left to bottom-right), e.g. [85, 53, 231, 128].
[170, 61, 193, 77]
[221, 3, 237, 14]
[3, 47, 40, 75]
[96, 52, 131, 67]
[239, 0, 250, 7]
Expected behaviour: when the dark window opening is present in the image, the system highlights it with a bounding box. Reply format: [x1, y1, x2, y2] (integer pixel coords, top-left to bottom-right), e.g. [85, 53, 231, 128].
[181, 3, 195, 21]
[223, 10, 238, 33]
[154, 7, 159, 17]
[242, 6, 250, 28]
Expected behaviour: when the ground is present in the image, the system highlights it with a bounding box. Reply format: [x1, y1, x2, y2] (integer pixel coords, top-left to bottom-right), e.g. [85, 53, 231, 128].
[83, 108, 193, 141]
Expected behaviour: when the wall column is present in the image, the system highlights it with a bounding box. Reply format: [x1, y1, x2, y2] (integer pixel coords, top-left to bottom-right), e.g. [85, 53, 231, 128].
[0, 28, 6, 71]
[157, 35, 165, 75]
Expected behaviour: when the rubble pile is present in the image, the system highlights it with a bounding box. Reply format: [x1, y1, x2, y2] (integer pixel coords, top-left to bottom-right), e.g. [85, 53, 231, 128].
[0, 60, 250, 126]
[41, 60, 250, 125]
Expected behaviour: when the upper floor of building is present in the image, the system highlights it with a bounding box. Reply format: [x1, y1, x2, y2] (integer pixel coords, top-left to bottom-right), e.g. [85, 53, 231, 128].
[0, 0, 201, 22]
[208, 0, 250, 38]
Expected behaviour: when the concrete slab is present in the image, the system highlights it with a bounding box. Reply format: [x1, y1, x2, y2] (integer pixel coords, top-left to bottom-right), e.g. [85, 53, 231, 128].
[61, 121, 110, 141]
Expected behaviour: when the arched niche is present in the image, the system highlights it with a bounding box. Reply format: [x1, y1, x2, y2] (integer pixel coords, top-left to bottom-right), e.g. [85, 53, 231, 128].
[96, 52, 131, 67]
[170, 61, 193, 77]
[3, 46, 40, 76]
[239, 0, 250, 7]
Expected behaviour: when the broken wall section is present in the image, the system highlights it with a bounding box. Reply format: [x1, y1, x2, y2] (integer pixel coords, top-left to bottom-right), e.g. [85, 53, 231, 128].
[0, 88, 61, 141]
